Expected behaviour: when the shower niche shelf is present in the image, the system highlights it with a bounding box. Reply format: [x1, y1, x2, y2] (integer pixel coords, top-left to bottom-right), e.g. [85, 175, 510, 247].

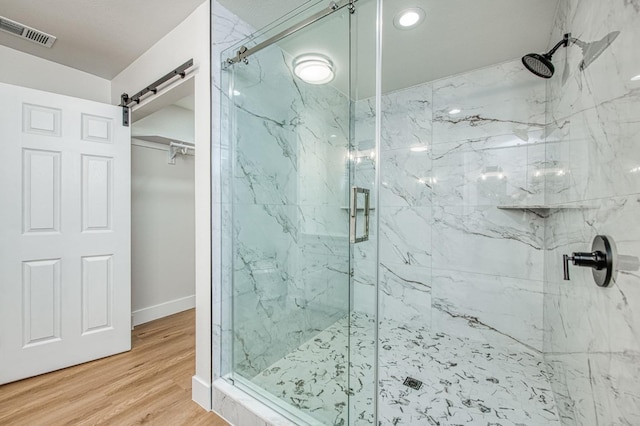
[498, 204, 594, 217]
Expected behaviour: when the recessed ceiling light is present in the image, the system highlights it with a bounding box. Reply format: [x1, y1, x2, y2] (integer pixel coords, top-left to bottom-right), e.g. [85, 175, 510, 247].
[448, 108, 461, 115]
[394, 8, 425, 30]
[293, 54, 334, 85]
[631, 74, 640, 81]
[410, 146, 428, 152]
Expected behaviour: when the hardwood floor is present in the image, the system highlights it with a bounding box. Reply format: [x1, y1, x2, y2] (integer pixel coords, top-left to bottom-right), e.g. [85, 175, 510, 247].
[0, 309, 229, 426]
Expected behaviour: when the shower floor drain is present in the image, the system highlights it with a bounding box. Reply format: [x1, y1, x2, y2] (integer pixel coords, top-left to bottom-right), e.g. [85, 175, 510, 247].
[403, 377, 423, 390]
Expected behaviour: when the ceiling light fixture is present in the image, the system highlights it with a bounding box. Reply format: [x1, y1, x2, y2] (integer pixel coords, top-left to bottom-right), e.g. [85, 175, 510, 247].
[410, 146, 428, 152]
[448, 108, 461, 115]
[293, 54, 334, 85]
[394, 8, 426, 30]
[631, 74, 640, 81]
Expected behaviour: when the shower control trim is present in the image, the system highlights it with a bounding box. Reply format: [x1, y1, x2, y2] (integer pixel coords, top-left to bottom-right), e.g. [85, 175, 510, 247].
[563, 235, 614, 287]
[350, 186, 370, 244]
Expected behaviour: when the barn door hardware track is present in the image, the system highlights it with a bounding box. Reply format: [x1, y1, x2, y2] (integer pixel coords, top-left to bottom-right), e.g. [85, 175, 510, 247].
[118, 58, 193, 126]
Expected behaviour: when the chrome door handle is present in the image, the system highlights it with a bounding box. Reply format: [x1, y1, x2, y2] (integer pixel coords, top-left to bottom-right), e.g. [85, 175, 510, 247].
[350, 186, 370, 243]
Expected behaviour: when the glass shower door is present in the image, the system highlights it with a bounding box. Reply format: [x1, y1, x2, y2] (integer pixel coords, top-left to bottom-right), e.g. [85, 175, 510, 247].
[222, 3, 364, 424]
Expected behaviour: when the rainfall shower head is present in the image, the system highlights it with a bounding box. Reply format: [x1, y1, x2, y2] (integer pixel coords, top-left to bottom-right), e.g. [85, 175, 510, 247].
[522, 31, 620, 79]
[522, 33, 570, 78]
[522, 53, 555, 78]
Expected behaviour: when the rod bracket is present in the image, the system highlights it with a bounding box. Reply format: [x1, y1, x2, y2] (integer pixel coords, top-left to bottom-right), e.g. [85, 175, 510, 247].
[234, 46, 249, 65]
[120, 93, 130, 127]
[168, 142, 195, 165]
[168, 144, 179, 165]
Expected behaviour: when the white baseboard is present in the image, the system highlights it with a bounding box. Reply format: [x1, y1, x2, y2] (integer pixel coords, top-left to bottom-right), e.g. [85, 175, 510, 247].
[192, 375, 212, 411]
[132, 295, 195, 326]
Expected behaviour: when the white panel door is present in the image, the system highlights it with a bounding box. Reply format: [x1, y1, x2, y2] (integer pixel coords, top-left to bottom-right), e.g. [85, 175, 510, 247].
[0, 82, 131, 384]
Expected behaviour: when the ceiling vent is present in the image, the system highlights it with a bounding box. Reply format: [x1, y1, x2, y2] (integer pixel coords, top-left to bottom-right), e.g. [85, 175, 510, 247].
[0, 16, 56, 48]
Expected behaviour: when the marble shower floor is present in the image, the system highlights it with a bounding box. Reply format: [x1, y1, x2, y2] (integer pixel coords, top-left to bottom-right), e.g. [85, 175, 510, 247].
[250, 313, 560, 425]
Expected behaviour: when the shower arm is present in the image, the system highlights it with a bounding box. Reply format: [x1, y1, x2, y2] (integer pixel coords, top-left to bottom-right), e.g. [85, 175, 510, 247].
[545, 33, 571, 58]
[546, 33, 588, 58]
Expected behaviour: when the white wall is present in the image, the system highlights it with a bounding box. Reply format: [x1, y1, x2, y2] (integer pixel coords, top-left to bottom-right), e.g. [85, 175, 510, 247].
[111, 0, 212, 410]
[0, 45, 111, 103]
[110, 2, 209, 106]
[133, 105, 195, 143]
[0, 0, 212, 410]
[131, 138, 195, 326]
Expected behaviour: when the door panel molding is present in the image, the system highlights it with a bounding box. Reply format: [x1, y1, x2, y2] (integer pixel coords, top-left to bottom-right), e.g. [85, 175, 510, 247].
[0, 81, 131, 385]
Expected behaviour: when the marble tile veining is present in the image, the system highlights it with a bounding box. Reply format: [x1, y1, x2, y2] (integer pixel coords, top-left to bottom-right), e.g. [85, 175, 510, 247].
[378, 317, 559, 426]
[250, 312, 560, 426]
[543, 2, 640, 424]
[215, 1, 640, 424]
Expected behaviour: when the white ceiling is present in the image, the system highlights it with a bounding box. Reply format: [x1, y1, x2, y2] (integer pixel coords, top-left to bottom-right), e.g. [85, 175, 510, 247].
[220, 0, 560, 97]
[217, 0, 309, 31]
[0, 0, 559, 95]
[0, 0, 206, 79]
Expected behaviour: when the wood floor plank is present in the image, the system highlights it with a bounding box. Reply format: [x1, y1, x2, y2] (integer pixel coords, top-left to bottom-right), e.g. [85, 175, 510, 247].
[0, 309, 229, 426]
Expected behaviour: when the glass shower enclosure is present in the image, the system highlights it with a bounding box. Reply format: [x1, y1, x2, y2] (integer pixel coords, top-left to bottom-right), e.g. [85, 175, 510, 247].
[219, 0, 378, 424]
[216, 0, 640, 424]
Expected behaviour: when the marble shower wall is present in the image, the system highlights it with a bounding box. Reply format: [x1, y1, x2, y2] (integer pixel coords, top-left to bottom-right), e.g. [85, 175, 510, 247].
[212, 0, 255, 382]
[369, 59, 548, 351]
[222, 30, 351, 379]
[214, 1, 352, 381]
[543, 1, 640, 424]
[351, 99, 378, 317]
[212, 5, 355, 425]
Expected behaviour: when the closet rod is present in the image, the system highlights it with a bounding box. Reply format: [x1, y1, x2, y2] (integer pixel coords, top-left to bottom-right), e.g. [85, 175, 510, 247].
[170, 142, 196, 150]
